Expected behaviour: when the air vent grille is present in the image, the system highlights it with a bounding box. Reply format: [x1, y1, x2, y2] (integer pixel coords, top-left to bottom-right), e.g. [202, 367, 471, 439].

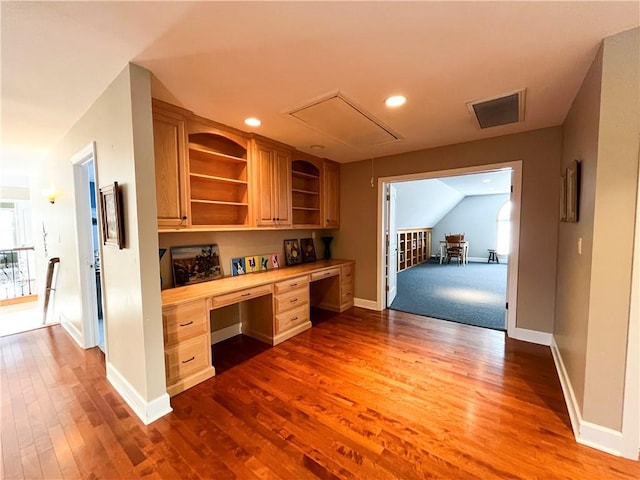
[467, 89, 526, 129]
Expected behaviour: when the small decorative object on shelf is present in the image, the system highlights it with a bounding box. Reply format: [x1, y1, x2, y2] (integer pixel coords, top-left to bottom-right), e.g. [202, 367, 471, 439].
[300, 238, 317, 263]
[231, 257, 246, 276]
[245, 255, 259, 273]
[284, 239, 302, 265]
[171, 244, 222, 286]
[321, 236, 333, 260]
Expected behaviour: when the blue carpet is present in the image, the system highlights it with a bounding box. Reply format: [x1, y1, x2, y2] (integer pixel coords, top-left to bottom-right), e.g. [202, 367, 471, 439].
[390, 261, 507, 330]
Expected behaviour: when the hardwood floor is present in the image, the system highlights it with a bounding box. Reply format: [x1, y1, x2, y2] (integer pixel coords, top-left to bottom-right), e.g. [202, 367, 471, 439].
[1, 307, 638, 479]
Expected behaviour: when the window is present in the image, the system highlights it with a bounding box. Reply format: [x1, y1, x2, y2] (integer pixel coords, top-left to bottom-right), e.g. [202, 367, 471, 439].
[496, 201, 511, 255]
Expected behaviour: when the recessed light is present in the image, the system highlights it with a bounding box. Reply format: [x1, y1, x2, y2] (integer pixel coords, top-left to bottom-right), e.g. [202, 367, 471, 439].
[244, 117, 261, 127]
[385, 95, 406, 107]
[310, 144, 325, 150]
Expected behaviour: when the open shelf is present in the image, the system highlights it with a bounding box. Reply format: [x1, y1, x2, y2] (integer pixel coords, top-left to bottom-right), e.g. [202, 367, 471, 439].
[291, 159, 321, 227]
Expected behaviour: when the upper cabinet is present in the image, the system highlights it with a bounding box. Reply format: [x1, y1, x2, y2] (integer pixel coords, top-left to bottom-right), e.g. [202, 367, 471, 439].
[152, 99, 340, 231]
[152, 102, 188, 228]
[187, 119, 250, 228]
[252, 138, 292, 227]
[323, 160, 340, 228]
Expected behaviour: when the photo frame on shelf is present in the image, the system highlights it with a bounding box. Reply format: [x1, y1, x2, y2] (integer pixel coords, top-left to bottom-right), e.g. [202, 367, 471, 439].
[566, 160, 581, 222]
[300, 238, 317, 263]
[270, 253, 281, 269]
[245, 256, 259, 273]
[171, 244, 222, 286]
[260, 255, 271, 271]
[231, 257, 246, 276]
[99, 182, 124, 249]
[284, 239, 302, 266]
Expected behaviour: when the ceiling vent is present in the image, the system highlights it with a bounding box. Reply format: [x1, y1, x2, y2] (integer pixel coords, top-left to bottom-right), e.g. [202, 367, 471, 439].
[286, 91, 403, 148]
[467, 89, 526, 129]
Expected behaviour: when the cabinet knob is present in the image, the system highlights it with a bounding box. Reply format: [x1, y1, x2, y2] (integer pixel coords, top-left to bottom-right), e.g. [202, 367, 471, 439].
[182, 216, 187, 220]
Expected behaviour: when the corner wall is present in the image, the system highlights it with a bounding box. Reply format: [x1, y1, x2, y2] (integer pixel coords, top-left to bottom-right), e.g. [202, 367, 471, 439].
[553, 27, 639, 457]
[30, 63, 169, 424]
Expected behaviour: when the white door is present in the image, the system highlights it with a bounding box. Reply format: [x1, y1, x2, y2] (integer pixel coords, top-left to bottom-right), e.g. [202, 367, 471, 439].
[387, 184, 398, 307]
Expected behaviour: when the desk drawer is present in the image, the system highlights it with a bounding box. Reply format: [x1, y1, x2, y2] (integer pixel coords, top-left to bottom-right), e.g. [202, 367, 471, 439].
[274, 276, 309, 294]
[163, 300, 208, 347]
[165, 335, 210, 384]
[275, 287, 309, 314]
[341, 264, 354, 282]
[310, 267, 340, 282]
[211, 284, 272, 309]
[275, 304, 309, 334]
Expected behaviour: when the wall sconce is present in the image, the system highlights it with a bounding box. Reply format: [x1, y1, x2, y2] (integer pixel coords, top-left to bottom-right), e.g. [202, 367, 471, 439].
[42, 188, 58, 204]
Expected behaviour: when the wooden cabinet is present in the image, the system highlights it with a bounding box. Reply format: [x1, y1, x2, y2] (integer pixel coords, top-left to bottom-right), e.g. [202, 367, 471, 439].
[152, 102, 188, 228]
[397, 228, 432, 272]
[291, 153, 322, 227]
[323, 160, 340, 228]
[273, 275, 310, 344]
[252, 139, 292, 227]
[162, 298, 214, 396]
[187, 120, 250, 228]
[340, 263, 355, 311]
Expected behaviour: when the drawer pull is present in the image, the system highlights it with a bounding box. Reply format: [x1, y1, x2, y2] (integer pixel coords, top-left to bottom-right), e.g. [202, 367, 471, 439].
[182, 356, 195, 364]
[179, 321, 194, 327]
[345, 292, 352, 296]
[346, 273, 352, 277]
[241, 293, 252, 297]
[290, 283, 298, 287]
[292, 317, 298, 321]
[290, 298, 298, 303]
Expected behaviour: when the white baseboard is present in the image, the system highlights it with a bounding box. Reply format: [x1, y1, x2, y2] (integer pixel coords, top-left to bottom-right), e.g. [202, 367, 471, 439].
[60, 314, 85, 348]
[211, 323, 242, 344]
[354, 297, 382, 311]
[509, 327, 552, 346]
[551, 337, 629, 457]
[106, 362, 172, 425]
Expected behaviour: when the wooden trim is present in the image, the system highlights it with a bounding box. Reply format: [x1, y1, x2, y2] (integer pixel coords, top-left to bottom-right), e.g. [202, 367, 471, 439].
[0, 294, 37, 307]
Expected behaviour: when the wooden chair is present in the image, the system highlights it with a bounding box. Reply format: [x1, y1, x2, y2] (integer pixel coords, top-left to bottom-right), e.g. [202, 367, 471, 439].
[445, 234, 464, 266]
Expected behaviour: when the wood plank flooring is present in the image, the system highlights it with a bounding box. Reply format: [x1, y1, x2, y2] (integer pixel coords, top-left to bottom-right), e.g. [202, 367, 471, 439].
[1, 307, 638, 479]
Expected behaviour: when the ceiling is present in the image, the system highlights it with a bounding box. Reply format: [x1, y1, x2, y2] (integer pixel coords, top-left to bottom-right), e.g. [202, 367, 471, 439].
[397, 169, 512, 197]
[2, 2, 638, 172]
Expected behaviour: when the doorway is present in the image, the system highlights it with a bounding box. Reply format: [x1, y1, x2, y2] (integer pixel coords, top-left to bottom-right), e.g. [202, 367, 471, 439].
[378, 161, 522, 336]
[71, 143, 105, 352]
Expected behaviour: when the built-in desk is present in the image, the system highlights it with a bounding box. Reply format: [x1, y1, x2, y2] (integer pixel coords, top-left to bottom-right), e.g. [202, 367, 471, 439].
[161, 259, 355, 396]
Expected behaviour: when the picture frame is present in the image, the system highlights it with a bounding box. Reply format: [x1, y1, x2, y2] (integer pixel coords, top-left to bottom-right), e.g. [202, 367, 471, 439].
[559, 171, 567, 222]
[270, 253, 281, 269]
[566, 160, 580, 222]
[284, 239, 302, 266]
[300, 238, 317, 263]
[231, 257, 246, 276]
[245, 256, 259, 273]
[99, 182, 124, 249]
[171, 244, 222, 286]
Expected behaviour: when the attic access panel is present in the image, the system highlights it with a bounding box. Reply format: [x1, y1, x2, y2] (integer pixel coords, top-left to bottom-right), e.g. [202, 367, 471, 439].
[287, 92, 403, 148]
[467, 89, 526, 129]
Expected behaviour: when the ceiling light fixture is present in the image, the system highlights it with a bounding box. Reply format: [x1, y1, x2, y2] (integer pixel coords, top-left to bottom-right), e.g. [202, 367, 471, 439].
[244, 117, 261, 127]
[385, 95, 406, 108]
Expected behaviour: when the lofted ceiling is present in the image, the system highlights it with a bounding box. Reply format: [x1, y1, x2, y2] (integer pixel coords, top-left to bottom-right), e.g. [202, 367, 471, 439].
[1, 1, 638, 172]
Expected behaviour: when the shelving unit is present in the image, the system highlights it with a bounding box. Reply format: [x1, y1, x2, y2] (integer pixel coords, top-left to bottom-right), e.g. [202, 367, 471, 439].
[397, 228, 432, 272]
[187, 133, 249, 227]
[291, 159, 321, 227]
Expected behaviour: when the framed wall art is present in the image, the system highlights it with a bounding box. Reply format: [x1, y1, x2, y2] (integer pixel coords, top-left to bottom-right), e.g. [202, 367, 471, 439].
[566, 160, 581, 222]
[171, 244, 222, 286]
[300, 238, 317, 263]
[99, 182, 124, 249]
[284, 239, 302, 266]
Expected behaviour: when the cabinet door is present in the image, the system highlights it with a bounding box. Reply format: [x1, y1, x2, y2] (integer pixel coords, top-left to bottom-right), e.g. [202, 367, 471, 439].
[253, 141, 291, 227]
[323, 160, 340, 228]
[153, 112, 188, 227]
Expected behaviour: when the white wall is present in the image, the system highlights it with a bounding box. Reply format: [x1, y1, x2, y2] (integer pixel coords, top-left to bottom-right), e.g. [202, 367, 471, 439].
[432, 194, 509, 259]
[30, 63, 169, 423]
[394, 179, 463, 229]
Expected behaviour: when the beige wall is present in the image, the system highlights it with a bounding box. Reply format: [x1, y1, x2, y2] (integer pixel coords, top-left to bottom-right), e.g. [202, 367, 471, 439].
[31, 64, 166, 403]
[553, 44, 603, 416]
[555, 27, 639, 431]
[336, 127, 563, 332]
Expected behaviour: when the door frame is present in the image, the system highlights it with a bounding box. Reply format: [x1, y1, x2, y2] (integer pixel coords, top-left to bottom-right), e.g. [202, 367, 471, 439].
[385, 183, 398, 307]
[377, 160, 522, 336]
[70, 142, 105, 351]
